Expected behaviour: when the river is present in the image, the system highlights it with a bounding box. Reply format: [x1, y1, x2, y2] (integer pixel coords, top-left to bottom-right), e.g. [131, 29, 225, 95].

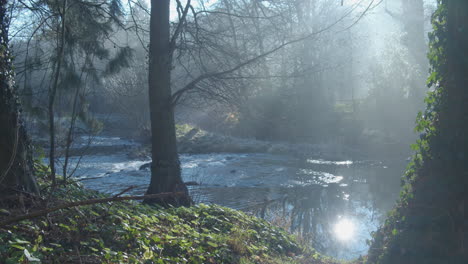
[60, 135, 405, 260]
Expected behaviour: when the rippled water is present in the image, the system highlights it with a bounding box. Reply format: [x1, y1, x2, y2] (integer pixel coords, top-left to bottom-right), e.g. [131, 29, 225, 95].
[61, 136, 405, 260]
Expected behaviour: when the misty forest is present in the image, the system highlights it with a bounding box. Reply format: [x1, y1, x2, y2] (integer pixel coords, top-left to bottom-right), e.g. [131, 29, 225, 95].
[0, 0, 467, 263]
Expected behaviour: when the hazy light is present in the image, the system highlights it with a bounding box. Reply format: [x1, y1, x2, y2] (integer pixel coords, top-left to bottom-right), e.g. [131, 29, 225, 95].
[343, 0, 368, 6]
[143, 0, 219, 20]
[334, 218, 355, 241]
[307, 159, 353, 165]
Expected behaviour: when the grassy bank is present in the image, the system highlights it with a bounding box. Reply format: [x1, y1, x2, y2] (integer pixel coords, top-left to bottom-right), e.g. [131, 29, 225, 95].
[0, 179, 340, 264]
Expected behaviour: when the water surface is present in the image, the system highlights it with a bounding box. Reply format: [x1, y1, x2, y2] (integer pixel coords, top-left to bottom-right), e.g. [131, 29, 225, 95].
[63, 137, 404, 260]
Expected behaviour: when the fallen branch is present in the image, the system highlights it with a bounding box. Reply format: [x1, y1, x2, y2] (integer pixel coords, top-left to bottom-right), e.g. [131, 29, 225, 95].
[0, 192, 184, 227]
[112, 186, 136, 198]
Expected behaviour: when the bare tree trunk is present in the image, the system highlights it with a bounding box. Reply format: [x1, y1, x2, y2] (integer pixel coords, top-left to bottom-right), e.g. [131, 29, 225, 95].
[0, 0, 39, 198]
[145, 0, 191, 206]
[63, 55, 90, 182]
[62, 73, 81, 181]
[48, 0, 67, 186]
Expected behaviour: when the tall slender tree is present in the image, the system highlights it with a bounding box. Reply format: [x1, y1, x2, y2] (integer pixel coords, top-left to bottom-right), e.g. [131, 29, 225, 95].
[47, 0, 67, 186]
[0, 0, 39, 199]
[145, 0, 191, 206]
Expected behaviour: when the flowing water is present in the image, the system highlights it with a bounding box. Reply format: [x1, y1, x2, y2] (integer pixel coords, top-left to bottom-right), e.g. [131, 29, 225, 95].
[62, 136, 405, 260]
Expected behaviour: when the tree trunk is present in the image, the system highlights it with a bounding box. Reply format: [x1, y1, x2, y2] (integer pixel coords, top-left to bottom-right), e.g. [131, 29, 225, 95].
[145, 0, 191, 206]
[0, 0, 39, 198]
[48, 0, 67, 186]
[367, 1, 468, 262]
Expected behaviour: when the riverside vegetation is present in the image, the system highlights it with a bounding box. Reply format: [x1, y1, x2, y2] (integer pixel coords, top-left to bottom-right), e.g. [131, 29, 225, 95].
[1, 0, 467, 263]
[0, 163, 340, 264]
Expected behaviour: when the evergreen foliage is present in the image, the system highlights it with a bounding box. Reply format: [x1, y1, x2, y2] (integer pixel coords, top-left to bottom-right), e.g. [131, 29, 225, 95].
[18, 0, 132, 125]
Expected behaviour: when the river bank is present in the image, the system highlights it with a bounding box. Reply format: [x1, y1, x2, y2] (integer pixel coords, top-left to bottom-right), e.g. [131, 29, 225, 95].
[30, 124, 406, 260]
[129, 124, 380, 161]
[0, 174, 343, 264]
[57, 131, 404, 260]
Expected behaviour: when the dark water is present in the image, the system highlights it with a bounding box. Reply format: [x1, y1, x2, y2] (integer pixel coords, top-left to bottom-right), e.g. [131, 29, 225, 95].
[63, 137, 405, 260]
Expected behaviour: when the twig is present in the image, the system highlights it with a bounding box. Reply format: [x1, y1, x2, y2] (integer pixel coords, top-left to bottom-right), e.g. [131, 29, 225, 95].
[170, 0, 367, 106]
[112, 186, 136, 198]
[76, 176, 106, 181]
[0, 192, 184, 227]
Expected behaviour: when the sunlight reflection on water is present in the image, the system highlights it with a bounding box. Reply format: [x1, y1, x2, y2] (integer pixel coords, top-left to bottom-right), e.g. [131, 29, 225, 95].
[65, 138, 404, 261]
[334, 217, 356, 242]
[307, 159, 354, 165]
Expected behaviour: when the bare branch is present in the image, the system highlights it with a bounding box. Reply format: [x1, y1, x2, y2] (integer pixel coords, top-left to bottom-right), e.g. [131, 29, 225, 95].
[170, 0, 191, 54]
[171, 1, 362, 107]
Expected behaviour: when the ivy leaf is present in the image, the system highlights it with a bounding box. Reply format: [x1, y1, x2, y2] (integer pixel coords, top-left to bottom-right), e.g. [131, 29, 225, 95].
[207, 241, 218, 248]
[24, 249, 41, 262]
[11, 239, 31, 244]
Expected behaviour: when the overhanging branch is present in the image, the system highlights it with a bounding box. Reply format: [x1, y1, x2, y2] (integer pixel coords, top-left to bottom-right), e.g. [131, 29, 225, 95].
[170, 1, 363, 107]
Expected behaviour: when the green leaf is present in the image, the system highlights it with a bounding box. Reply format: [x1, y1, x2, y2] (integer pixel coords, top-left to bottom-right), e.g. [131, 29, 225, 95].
[207, 241, 218, 248]
[0, 208, 10, 215]
[89, 247, 99, 252]
[49, 243, 62, 247]
[11, 244, 25, 250]
[151, 235, 161, 243]
[24, 249, 41, 262]
[143, 249, 153, 260]
[59, 223, 71, 231]
[12, 239, 31, 244]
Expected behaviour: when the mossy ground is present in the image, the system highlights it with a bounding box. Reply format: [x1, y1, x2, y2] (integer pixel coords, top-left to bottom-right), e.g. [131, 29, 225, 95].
[0, 178, 341, 264]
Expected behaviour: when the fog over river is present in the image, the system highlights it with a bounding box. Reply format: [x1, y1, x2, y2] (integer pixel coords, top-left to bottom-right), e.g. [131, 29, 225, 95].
[60, 136, 404, 260]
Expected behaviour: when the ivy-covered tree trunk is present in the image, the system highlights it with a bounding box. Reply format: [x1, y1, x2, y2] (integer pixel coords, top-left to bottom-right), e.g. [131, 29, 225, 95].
[145, 0, 191, 206]
[0, 0, 39, 198]
[367, 0, 468, 263]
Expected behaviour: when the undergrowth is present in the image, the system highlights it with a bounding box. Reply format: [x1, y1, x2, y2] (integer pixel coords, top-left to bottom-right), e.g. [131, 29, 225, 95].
[0, 171, 339, 264]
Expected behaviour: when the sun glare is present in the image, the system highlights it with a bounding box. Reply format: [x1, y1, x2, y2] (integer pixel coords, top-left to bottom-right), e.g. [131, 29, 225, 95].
[333, 218, 355, 241]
